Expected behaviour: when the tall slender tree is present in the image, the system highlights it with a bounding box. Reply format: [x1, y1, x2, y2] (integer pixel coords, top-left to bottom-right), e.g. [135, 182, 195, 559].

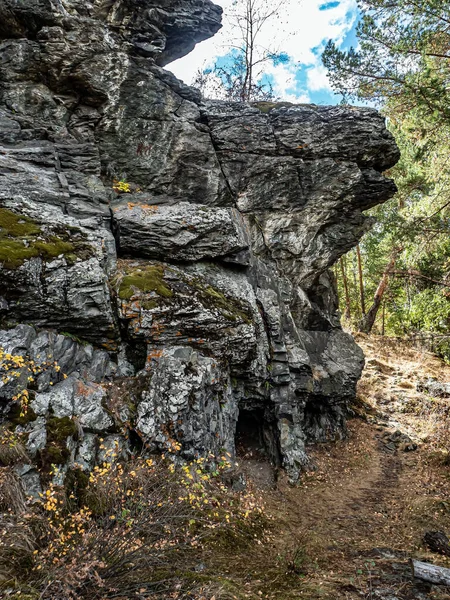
[194, 0, 289, 101]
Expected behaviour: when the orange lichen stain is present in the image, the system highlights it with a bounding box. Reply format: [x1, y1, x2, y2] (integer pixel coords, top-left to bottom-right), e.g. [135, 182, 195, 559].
[101, 340, 118, 352]
[121, 301, 140, 319]
[175, 331, 182, 337]
[151, 324, 164, 340]
[141, 204, 159, 212]
[75, 380, 91, 398]
[147, 349, 163, 361]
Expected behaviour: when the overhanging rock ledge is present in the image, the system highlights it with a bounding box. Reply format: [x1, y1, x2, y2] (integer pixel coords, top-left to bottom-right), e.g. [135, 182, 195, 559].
[0, 0, 399, 487]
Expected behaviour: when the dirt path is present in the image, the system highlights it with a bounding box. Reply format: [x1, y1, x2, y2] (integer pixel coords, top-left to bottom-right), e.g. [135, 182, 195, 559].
[214, 336, 450, 600]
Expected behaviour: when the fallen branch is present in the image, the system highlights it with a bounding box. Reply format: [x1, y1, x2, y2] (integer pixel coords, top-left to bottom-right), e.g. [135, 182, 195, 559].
[410, 559, 450, 585]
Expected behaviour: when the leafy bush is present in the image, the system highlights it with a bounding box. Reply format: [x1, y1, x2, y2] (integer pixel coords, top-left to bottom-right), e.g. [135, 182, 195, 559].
[0, 446, 264, 599]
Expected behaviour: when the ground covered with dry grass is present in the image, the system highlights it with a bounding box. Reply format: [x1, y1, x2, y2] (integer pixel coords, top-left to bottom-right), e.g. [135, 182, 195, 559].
[2, 335, 450, 599]
[200, 335, 450, 600]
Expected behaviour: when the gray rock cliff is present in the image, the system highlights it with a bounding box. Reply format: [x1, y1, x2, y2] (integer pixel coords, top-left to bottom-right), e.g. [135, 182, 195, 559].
[0, 0, 399, 486]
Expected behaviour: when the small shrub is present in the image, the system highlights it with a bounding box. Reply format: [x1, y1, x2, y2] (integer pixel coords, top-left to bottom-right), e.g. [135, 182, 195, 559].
[0, 449, 265, 599]
[113, 180, 132, 193]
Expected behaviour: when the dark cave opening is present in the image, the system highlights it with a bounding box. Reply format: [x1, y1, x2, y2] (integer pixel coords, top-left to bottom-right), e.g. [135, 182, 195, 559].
[129, 429, 144, 454]
[235, 408, 281, 466]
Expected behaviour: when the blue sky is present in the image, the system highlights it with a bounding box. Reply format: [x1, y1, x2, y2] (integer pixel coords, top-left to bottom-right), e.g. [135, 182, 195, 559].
[168, 0, 360, 105]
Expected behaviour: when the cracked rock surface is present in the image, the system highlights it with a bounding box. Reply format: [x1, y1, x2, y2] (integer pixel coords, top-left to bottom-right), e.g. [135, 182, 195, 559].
[0, 0, 399, 485]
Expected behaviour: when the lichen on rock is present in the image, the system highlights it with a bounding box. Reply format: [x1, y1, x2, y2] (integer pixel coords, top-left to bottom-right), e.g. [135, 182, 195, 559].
[0, 0, 400, 484]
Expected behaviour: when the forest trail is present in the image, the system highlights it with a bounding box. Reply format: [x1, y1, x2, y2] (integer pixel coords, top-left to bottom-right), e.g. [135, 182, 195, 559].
[210, 336, 450, 600]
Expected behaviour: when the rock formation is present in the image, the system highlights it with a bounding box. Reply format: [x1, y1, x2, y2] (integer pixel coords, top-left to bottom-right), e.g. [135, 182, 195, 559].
[0, 0, 399, 490]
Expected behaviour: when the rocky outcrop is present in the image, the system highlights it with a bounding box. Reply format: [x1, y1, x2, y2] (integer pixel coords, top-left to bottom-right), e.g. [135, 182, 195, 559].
[0, 0, 399, 487]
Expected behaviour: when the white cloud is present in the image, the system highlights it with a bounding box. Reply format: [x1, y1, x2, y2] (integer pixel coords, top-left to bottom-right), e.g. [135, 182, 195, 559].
[167, 0, 358, 101]
[263, 61, 311, 102]
[306, 64, 332, 92]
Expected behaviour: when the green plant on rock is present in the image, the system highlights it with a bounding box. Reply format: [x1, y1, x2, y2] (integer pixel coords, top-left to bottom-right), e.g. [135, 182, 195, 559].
[112, 179, 132, 193]
[0, 345, 66, 431]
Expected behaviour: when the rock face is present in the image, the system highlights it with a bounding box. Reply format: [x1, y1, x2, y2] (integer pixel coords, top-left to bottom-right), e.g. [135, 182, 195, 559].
[0, 0, 400, 485]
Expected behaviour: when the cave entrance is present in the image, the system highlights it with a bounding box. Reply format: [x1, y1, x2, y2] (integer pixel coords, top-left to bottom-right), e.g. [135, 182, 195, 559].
[129, 429, 144, 454]
[235, 408, 281, 466]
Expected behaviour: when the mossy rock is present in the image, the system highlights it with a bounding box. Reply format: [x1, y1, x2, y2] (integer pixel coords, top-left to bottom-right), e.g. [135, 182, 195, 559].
[116, 262, 254, 326]
[0, 208, 40, 237]
[40, 444, 68, 466]
[39, 416, 78, 470]
[9, 404, 38, 427]
[189, 281, 253, 325]
[0, 208, 91, 269]
[141, 299, 159, 310]
[46, 415, 78, 444]
[118, 264, 173, 300]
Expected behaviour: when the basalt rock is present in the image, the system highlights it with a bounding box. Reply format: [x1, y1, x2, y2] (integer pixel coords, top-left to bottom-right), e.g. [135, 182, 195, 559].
[0, 0, 399, 483]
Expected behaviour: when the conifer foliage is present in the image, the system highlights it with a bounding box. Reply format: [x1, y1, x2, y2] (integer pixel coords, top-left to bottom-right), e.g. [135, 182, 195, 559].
[324, 1, 450, 352]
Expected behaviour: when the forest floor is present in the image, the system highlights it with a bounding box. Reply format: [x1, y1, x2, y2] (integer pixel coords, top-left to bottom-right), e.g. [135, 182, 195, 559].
[204, 335, 450, 600]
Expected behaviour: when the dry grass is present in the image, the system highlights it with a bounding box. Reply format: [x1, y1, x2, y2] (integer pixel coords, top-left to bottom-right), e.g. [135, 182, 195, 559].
[200, 335, 450, 599]
[0, 427, 29, 467]
[0, 454, 265, 600]
[0, 467, 27, 514]
[356, 333, 450, 450]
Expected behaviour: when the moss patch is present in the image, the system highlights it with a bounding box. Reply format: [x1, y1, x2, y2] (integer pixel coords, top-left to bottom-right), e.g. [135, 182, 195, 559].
[192, 282, 253, 325]
[0, 208, 90, 270]
[115, 262, 253, 326]
[47, 416, 78, 443]
[39, 416, 78, 470]
[141, 299, 159, 310]
[9, 405, 38, 427]
[0, 209, 40, 237]
[118, 265, 173, 300]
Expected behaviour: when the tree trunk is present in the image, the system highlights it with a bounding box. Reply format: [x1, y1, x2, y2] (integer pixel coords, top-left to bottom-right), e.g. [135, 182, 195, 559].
[340, 256, 351, 320]
[242, 2, 250, 102]
[247, 1, 254, 101]
[358, 250, 399, 334]
[334, 264, 340, 310]
[410, 559, 450, 585]
[356, 244, 365, 316]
